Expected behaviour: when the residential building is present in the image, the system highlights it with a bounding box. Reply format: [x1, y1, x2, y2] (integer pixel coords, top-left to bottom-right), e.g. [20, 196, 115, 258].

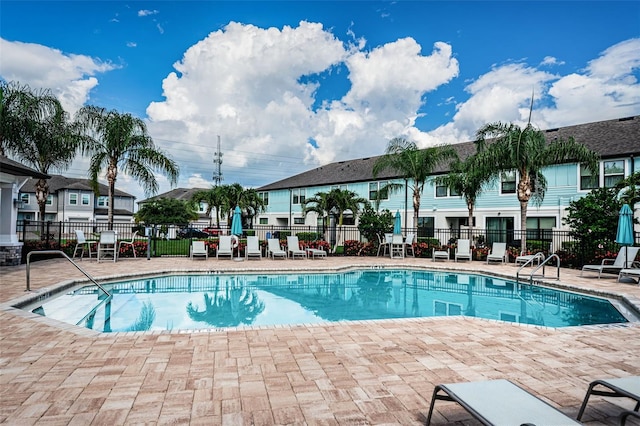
[255, 116, 639, 244]
[18, 175, 136, 224]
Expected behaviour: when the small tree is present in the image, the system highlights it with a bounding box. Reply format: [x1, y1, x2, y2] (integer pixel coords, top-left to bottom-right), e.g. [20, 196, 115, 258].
[357, 204, 394, 243]
[134, 198, 198, 228]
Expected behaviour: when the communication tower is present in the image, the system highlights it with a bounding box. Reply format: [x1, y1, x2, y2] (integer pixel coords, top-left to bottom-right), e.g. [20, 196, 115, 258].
[212, 135, 223, 186]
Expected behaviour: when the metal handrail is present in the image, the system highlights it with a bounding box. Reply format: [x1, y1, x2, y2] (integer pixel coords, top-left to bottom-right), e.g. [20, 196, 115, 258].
[516, 253, 545, 282]
[26, 250, 111, 297]
[516, 253, 561, 286]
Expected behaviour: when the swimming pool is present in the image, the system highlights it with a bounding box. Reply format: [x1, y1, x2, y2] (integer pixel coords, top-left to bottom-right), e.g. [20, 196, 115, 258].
[27, 269, 629, 332]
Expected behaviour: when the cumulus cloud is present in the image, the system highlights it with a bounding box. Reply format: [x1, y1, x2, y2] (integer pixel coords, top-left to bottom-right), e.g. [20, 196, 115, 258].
[138, 9, 159, 17]
[0, 38, 117, 115]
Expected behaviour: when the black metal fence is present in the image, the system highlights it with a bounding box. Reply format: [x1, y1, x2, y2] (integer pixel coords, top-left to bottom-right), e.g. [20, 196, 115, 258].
[16, 219, 638, 267]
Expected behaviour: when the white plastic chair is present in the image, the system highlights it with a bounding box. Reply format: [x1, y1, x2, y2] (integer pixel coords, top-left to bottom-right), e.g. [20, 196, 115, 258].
[486, 242, 507, 264]
[190, 240, 209, 260]
[390, 234, 404, 259]
[73, 230, 96, 259]
[286, 236, 307, 259]
[97, 230, 117, 262]
[245, 236, 262, 260]
[117, 231, 139, 258]
[217, 236, 233, 259]
[267, 238, 287, 259]
[455, 239, 472, 262]
[404, 233, 415, 257]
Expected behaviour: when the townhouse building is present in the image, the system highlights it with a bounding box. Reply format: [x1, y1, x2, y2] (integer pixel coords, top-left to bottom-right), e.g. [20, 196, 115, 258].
[18, 175, 136, 224]
[255, 116, 639, 245]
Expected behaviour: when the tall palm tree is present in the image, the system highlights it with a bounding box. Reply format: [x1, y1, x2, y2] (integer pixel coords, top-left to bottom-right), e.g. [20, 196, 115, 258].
[239, 188, 266, 229]
[474, 121, 600, 253]
[76, 106, 179, 228]
[434, 154, 491, 242]
[372, 137, 457, 230]
[1, 81, 60, 157]
[219, 183, 245, 226]
[2, 83, 82, 235]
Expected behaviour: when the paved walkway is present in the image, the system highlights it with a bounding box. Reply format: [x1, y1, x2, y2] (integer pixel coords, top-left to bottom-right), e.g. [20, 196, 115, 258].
[1, 255, 639, 425]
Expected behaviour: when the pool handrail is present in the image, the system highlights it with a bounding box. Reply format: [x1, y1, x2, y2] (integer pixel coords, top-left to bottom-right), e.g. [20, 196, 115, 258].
[26, 250, 111, 298]
[517, 253, 561, 285]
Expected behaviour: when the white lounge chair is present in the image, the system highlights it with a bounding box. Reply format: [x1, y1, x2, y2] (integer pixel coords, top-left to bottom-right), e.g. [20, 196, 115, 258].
[267, 238, 287, 259]
[426, 379, 580, 426]
[286, 236, 307, 259]
[390, 234, 404, 259]
[577, 376, 640, 421]
[618, 268, 640, 283]
[581, 246, 640, 278]
[118, 231, 139, 258]
[486, 242, 507, 264]
[245, 235, 262, 260]
[516, 251, 546, 266]
[216, 235, 233, 259]
[455, 239, 472, 262]
[97, 230, 117, 262]
[190, 240, 208, 260]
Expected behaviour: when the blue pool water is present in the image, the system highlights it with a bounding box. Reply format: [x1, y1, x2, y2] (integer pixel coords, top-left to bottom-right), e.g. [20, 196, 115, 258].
[29, 269, 628, 332]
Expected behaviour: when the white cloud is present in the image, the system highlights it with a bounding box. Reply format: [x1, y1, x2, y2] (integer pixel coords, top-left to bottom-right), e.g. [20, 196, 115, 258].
[0, 38, 117, 115]
[127, 41, 137, 48]
[138, 9, 159, 17]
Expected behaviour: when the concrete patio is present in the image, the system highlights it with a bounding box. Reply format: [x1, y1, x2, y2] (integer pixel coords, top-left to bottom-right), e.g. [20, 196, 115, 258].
[1, 254, 639, 425]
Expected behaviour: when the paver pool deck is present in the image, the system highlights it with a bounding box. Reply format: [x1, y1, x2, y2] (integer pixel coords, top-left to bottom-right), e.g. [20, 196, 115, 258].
[1, 255, 639, 425]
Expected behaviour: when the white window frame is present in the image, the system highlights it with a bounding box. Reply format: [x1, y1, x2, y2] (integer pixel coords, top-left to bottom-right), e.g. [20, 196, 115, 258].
[20, 193, 30, 204]
[603, 159, 625, 188]
[46, 195, 53, 206]
[97, 196, 109, 207]
[69, 193, 78, 206]
[500, 171, 517, 195]
[369, 182, 389, 201]
[81, 194, 90, 206]
[258, 191, 269, 205]
[292, 189, 306, 205]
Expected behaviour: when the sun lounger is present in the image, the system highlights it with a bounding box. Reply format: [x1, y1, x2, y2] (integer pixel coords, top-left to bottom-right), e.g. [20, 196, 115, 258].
[576, 376, 640, 421]
[190, 240, 209, 260]
[425, 379, 580, 426]
[618, 268, 640, 283]
[433, 249, 449, 262]
[455, 239, 471, 262]
[486, 242, 507, 264]
[245, 235, 262, 260]
[267, 238, 287, 259]
[286, 236, 307, 259]
[581, 247, 639, 278]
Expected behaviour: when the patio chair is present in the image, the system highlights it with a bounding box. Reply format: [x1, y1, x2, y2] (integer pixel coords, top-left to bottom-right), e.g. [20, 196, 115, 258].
[245, 235, 262, 260]
[486, 242, 507, 264]
[425, 379, 580, 425]
[190, 240, 208, 260]
[581, 247, 640, 278]
[576, 376, 640, 421]
[286, 235, 307, 259]
[216, 235, 233, 259]
[433, 249, 449, 262]
[618, 268, 640, 283]
[455, 239, 472, 262]
[376, 233, 390, 257]
[267, 238, 287, 260]
[390, 234, 404, 259]
[73, 230, 96, 260]
[117, 231, 139, 258]
[404, 233, 415, 257]
[97, 230, 117, 263]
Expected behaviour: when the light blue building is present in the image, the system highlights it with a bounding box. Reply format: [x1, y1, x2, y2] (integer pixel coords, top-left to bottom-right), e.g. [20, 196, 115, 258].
[256, 116, 639, 245]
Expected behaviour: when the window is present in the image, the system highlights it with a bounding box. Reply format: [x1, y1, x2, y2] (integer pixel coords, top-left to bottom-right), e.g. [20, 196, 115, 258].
[369, 182, 389, 201]
[259, 218, 268, 225]
[97, 196, 109, 207]
[435, 184, 460, 198]
[291, 189, 305, 204]
[579, 164, 599, 190]
[417, 216, 434, 238]
[20, 193, 29, 204]
[331, 184, 347, 191]
[526, 217, 556, 241]
[69, 193, 78, 205]
[293, 217, 305, 225]
[604, 160, 624, 187]
[501, 171, 516, 194]
[81, 194, 90, 206]
[258, 191, 269, 205]
[198, 202, 206, 213]
[46, 195, 53, 206]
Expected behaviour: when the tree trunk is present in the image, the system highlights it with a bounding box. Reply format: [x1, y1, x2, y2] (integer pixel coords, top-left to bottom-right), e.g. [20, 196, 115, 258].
[413, 191, 420, 234]
[517, 173, 532, 255]
[467, 200, 474, 244]
[107, 162, 117, 230]
[35, 178, 48, 239]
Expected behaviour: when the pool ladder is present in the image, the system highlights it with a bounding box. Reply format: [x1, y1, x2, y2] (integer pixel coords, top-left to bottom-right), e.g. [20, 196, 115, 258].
[25, 250, 111, 298]
[516, 253, 561, 286]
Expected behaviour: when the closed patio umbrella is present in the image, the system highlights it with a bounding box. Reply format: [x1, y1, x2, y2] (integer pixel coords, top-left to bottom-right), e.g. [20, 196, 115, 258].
[615, 204, 634, 267]
[393, 211, 402, 235]
[231, 206, 243, 261]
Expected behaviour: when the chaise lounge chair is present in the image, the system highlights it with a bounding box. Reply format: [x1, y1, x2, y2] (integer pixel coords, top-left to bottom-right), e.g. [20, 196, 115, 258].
[216, 235, 234, 259]
[581, 247, 639, 278]
[245, 235, 262, 260]
[576, 376, 640, 421]
[190, 240, 208, 260]
[455, 239, 472, 262]
[267, 238, 287, 260]
[286, 236, 307, 259]
[486, 242, 507, 264]
[425, 379, 580, 425]
[618, 268, 640, 283]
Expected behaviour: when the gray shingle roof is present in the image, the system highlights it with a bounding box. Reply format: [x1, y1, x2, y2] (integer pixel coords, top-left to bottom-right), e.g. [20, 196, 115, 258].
[258, 116, 639, 191]
[138, 187, 209, 204]
[20, 175, 135, 198]
[0, 155, 50, 179]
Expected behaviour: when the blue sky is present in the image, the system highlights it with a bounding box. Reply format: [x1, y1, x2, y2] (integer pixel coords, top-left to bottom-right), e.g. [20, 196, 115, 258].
[1, 1, 639, 201]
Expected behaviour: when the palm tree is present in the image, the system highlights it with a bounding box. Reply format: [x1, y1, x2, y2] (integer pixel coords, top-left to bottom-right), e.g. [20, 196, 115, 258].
[192, 186, 226, 227]
[239, 188, 266, 229]
[1, 83, 82, 236]
[434, 154, 491, 242]
[76, 106, 179, 228]
[1, 81, 60, 157]
[372, 137, 457, 230]
[474, 121, 600, 253]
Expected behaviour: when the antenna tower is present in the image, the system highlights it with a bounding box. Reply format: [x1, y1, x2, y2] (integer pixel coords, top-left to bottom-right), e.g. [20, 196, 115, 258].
[212, 135, 223, 186]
